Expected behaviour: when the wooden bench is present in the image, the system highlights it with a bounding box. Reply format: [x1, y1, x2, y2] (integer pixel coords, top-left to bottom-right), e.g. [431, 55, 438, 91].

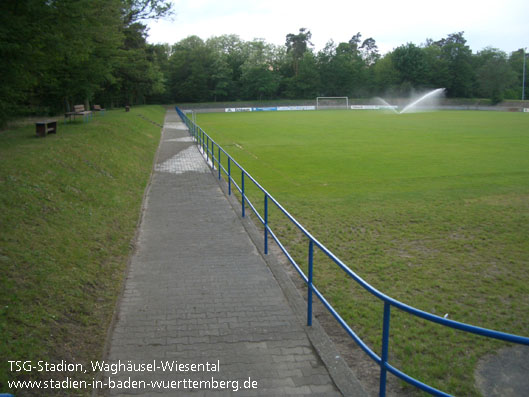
[35, 120, 58, 137]
[93, 104, 105, 114]
[64, 104, 93, 123]
[74, 104, 93, 122]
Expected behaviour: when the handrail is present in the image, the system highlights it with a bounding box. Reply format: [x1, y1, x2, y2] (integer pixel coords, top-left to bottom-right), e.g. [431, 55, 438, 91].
[175, 107, 529, 397]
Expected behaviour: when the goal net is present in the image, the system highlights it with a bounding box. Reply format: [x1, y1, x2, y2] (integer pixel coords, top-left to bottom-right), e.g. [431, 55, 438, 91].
[316, 97, 349, 110]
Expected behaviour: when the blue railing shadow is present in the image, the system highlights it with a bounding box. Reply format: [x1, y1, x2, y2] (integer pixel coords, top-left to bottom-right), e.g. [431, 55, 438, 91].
[175, 107, 529, 397]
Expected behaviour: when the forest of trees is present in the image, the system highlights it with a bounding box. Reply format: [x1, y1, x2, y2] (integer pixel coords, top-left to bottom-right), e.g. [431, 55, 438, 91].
[165, 29, 527, 106]
[0, 0, 173, 127]
[1, 1, 527, 127]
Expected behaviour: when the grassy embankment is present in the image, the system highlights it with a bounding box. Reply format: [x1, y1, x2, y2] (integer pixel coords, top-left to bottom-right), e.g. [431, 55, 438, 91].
[198, 110, 529, 396]
[0, 106, 165, 394]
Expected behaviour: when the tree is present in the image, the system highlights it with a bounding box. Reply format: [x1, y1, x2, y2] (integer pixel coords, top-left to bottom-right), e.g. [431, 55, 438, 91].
[391, 43, 428, 91]
[145, 43, 173, 103]
[360, 37, 380, 66]
[121, 0, 173, 25]
[0, 0, 173, 125]
[421, 41, 451, 89]
[316, 40, 338, 95]
[372, 53, 400, 95]
[436, 32, 475, 97]
[475, 48, 517, 104]
[332, 41, 365, 96]
[109, 0, 173, 106]
[316, 35, 370, 97]
[112, 24, 166, 105]
[240, 40, 280, 100]
[283, 52, 320, 98]
[206, 35, 248, 100]
[209, 54, 231, 101]
[507, 49, 528, 99]
[169, 36, 214, 102]
[53, 0, 124, 110]
[351, 33, 378, 96]
[0, 0, 125, 115]
[285, 28, 313, 76]
[315, 33, 376, 97]
[0, 0, 53, 125]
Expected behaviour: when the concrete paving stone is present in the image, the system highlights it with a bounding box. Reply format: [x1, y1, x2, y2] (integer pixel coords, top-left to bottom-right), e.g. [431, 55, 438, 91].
[99, 109, 347, 396]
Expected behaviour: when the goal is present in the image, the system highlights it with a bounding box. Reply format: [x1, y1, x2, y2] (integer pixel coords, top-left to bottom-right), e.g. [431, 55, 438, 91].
[316, 97, 349, 110]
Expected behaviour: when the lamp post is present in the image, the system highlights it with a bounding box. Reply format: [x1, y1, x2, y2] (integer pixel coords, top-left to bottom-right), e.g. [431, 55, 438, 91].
[523, 47, 527, 101]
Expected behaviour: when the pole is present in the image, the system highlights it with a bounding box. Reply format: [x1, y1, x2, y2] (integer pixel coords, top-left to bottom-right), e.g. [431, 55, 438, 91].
[379, 302, 391, 397]
[307, 240, 314, 326]
[523, 48, 526, 101]
[241, 171, 245, 218]
[264, 194, 268, 255]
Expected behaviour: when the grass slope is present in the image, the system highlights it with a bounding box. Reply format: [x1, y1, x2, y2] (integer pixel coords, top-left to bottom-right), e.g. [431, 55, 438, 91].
[198, 110, 529, 396]
[0, 106, 164, 394]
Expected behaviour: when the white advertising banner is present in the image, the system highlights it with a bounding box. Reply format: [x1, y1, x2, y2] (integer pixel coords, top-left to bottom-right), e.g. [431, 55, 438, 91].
[225, 107, 252, 112]
[225, 106, 315, 112]
[351, 105, 398, 110]
[277, 106, 315, 111]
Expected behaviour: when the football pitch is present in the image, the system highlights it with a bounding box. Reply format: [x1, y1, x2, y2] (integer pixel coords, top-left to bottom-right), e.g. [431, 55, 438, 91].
[196, 110, 529, 395]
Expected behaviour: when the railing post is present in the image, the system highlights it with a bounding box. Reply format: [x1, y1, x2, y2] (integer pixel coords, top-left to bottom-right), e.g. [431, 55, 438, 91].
[379, 302, 391, 397]
[218, 147, 221, 179]
[264, 194, 268, 254]
[206, 136, 209, 163]
[228, 158, 231, 195]
[307, 240, 314, 326]
[211, 141, 215, 170]
[241, 170, 245, 218]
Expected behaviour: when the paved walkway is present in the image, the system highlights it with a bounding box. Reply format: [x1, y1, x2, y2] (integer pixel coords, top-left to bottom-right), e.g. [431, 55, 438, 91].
[101, 109, 344, 396]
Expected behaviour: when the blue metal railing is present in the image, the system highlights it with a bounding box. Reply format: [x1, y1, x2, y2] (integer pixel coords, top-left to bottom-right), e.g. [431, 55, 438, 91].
[175, 107, 529, 397]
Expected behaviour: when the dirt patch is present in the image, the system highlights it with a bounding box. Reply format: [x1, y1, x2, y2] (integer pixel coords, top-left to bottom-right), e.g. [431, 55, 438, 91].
[464, 193, 529, 207]
[475, 345, 529, 397]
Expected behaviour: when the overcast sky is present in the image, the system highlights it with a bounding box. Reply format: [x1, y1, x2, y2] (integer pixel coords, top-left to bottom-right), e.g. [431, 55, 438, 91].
[146, 0, 528, 54]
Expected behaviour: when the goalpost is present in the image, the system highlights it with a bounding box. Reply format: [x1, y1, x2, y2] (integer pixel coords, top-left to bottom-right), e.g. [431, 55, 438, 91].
[316, 97, 349, 110]
[183, 109, 196, 124]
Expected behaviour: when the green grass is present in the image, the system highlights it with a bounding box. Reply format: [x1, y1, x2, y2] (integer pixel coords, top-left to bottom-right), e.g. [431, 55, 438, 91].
[197, 110, 529, 396]
[0, 106, 165, 394]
